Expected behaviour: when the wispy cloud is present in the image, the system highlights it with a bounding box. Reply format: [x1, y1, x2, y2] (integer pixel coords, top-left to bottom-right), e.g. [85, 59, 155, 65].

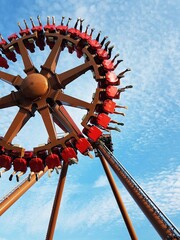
[0, 1, 179, 239]
[1, 164, 178, 234]
[65, 166, 179, 228]
[93, 174, 109, 188]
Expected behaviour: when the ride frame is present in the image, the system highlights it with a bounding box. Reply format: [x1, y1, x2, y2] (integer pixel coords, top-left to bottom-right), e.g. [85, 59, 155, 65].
[0, 16, 179, 240]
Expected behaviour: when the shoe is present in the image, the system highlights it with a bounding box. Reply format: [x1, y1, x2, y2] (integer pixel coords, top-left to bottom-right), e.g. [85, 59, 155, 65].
[28, 174, 31, 181]
[48, 169, 53, 177]
[117, 122, 124, 126]
[114, 126, 121, 132]
[55, 167, 59, 174]
[35, 174, 38, 181]
[16, 175, 19, 182]
[9, 174, 13, 181]
[69, 158, 78, 164]
[0, 171, 2, 178]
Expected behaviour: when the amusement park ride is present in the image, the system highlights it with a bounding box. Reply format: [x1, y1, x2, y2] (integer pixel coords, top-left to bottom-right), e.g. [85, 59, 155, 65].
[0, 16, 179, 240]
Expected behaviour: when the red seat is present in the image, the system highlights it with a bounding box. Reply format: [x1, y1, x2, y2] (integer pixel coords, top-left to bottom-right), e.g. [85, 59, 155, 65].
[105, 71, 119, 85]
[102, 60, 114, 71]
[97, 48, 109, 60]
[96, 113, 111, 128]
[68, 28, 81, 37]
[0, 39, 7, 46]
[88, 39, 101, 50]
[24, 151, 33, 166]
[24, 151, 33, 159]
[31, 26, 43, 32]
[45, 154, 61, 169]
[52, 147, 61, 156]
[106, 85, 120, 99]
[56, 25, 68, 33]
[29, 157, 44, 172]
[75, 138, 92, 154]
[8, 33, 18, 42]
[0, 55, 9, 69]
[75, 46, 83, 58]
[87, 126, 102, 142]
[4, 51, 17, 62]
[44, 24, 56, 32]
[103, 99, 116, 114]
[19, 28, 31, 36]
[0, 155, 12, 170]
[13, 158, 27, 172]
[37, 150, 48, 160]
[79, 32, 91, 41]
[61, 147, 77, 163]
[0, 146, 5, 154]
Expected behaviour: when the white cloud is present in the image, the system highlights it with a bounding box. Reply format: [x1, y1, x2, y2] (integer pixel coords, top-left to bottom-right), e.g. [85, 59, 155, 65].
[0, 1, 179, 239]
[1, 164, 177, 234]
[140, 165, 180, 215]
[60, 165, 180, 231]
[93, 175, 109, 188]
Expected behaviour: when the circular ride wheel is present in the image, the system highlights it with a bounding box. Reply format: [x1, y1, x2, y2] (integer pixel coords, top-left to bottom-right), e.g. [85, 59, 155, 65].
[0, 16, 130, 174]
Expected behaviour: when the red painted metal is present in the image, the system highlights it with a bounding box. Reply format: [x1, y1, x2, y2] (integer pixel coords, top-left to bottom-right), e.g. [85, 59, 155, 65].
[0, 16, 178, 240]
[13, 157, 27, 172]
[75, 138, 92, 154]
[0, 154, 12, 170]
[0, 55, 9, 69]
[96, 113, 111, 128]
[103, 99, 116, 113]
[61, 147, 77, 163]
[106, 85, 120, 99]
[86, 126, 102, 142]
[29, 157, 44, 172]
[105, 71, 119, 85]
[45, 154, 61, 169]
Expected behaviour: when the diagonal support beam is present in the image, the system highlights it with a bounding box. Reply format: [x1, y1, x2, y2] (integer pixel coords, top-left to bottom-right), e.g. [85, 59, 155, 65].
[46, 162, 69, 240]
[98, 151, 138, 240]
[97, 142, 180, 240]
[0, 167, 48, 216]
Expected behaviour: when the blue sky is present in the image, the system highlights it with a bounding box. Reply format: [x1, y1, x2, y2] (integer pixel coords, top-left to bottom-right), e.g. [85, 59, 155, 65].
[0, 0, 179, 239]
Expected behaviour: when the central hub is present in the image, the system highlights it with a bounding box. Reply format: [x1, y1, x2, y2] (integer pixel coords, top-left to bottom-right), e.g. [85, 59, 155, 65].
[21, 73, 48, 99]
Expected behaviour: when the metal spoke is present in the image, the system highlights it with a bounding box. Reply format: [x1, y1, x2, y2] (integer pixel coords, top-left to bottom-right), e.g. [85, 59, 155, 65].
[18, 39, 38, 75]
[57, 61, 92, 88]
[38, 106, 57, 142]
[51, 104, 79, 134]
[55, 91, 91, 110]
[0, 71, 23, 87]
[52, 104, 81, 134]
[40, 37, 63, 75]
[0, 91, 21, 109]
[3, 107, 34, 143]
